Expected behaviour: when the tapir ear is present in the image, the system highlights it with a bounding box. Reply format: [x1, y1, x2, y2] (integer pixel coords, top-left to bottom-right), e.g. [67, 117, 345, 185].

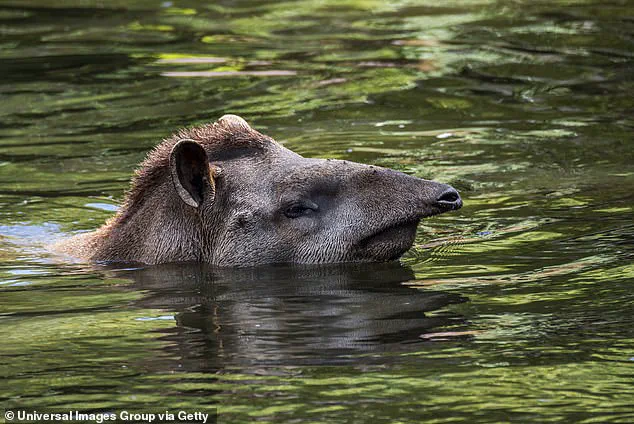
[216, 114, 251, 131]
[169, 139, 215, 208]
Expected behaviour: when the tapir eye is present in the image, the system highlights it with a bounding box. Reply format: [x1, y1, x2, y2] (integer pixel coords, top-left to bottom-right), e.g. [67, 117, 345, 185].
[284, 201, 318, 219]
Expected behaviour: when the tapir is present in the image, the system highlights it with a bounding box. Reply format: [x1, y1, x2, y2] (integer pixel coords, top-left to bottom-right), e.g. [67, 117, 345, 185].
[56, 115, 462, 266]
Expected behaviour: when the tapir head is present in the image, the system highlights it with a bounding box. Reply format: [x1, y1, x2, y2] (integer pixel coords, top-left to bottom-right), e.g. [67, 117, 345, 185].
[88, 115, 461, 266]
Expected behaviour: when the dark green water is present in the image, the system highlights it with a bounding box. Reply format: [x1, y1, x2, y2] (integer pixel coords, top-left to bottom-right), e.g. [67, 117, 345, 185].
[1, 0, 633, 423]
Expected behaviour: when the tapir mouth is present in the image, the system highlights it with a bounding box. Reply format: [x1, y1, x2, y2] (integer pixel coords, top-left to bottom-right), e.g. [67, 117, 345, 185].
[355, 219, 420, 261]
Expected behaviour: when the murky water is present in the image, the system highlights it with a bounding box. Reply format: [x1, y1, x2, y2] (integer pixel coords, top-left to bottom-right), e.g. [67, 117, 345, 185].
[1, 0, 633, 422]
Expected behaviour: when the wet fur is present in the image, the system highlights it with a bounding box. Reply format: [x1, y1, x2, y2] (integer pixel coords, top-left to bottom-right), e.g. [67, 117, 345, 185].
[56, 116, 275, 264]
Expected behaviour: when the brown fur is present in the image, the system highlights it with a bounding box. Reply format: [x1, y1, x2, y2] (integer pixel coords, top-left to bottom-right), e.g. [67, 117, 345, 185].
[55, 115, 276, 263]
[118, 116, 275, 228]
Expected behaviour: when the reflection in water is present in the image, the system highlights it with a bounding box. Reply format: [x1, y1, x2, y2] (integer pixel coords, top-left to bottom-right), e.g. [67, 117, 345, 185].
[119, 262, 467, 369]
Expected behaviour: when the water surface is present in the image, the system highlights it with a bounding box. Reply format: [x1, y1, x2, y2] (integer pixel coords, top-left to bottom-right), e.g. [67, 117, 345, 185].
[1, 0, 633, 423]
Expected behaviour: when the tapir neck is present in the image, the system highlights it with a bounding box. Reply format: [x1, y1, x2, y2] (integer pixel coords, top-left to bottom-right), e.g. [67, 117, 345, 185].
[91, 184, 204, 264]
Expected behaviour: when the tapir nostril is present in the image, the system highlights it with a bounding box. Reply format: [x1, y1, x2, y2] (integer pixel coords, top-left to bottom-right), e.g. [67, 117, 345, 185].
[435, 188, 462, 210]
[438, 190, 459, 203]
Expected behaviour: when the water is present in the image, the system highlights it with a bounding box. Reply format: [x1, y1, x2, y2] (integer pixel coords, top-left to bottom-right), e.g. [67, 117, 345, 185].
[1, 0, 633, 422]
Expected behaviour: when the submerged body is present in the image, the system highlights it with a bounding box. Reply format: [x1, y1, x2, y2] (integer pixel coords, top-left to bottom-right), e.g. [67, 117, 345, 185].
[57, 115, 462, 266]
